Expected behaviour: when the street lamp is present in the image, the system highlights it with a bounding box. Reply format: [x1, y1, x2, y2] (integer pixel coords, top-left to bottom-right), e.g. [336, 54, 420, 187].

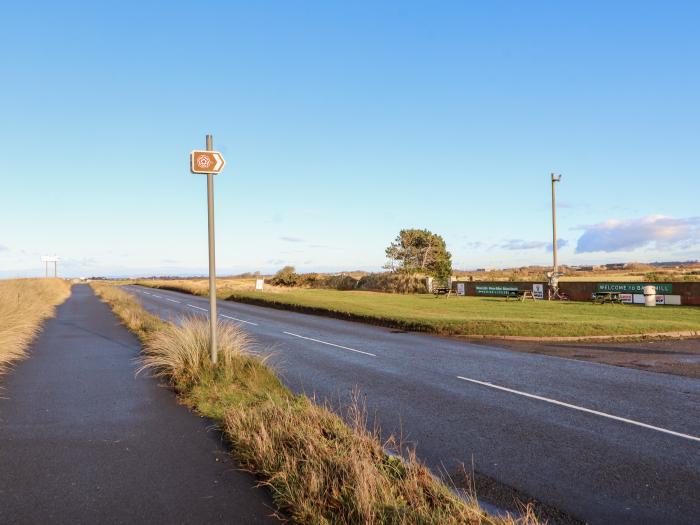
[549, 173, 562, 299]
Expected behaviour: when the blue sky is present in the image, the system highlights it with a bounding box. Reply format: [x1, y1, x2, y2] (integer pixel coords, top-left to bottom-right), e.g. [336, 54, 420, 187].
[1, 1, 698, 277]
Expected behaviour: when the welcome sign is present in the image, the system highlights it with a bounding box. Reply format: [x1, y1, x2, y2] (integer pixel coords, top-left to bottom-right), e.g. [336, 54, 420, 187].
[596, 283, 673, 294]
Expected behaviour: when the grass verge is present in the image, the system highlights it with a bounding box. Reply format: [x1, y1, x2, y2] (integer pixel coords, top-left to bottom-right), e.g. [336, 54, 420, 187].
[92, 282, 538, 524]
[0, 278, 71, 375]
[136, 279, 700, 338]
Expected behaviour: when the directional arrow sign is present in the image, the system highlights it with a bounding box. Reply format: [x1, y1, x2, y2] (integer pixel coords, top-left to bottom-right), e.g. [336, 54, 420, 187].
[190, 150, 225, 174]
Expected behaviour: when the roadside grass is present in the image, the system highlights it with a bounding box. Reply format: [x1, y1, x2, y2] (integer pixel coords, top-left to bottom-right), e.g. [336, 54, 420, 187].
[92, 282, 538, 524]
[0, 278, 71, 375]
[136, 279, 700, 338]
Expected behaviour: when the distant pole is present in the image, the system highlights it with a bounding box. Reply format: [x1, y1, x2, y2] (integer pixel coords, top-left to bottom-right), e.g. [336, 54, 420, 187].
[206, 134, 218, 364]
[551, 173, 562, 276]
[54, 260, 58, 278]
[45, 260, 48, 278]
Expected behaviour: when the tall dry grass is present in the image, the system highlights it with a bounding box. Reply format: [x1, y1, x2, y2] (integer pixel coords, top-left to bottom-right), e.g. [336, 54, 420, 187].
[92, 282, 539, 524]
[0, 278, 71, 374]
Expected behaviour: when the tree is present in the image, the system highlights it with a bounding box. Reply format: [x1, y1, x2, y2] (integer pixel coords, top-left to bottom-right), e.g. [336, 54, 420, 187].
[384, 229, 452, 282]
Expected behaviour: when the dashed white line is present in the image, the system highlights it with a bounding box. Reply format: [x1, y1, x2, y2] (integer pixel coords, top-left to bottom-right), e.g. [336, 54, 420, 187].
[142, 291, 151, 295]
[219, 314, 258, 326]
[456, 376, 700, 443]
[283, 331, 376, 357]
[165, 298, 181, 303]
[152, 294, 162, 298]
[186, 304, 208, 312]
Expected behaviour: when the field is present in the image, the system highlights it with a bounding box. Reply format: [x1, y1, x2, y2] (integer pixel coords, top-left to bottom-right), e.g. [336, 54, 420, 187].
[136, 278, 700, 338]
[0, 278, 72, 374]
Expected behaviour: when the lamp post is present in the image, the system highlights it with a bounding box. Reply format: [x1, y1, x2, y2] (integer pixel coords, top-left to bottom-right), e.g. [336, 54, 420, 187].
[551, 173, 562, 275]
[550, 173, 562, 298]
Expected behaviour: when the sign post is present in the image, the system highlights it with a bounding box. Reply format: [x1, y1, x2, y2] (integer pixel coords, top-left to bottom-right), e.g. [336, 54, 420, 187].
[190, 136, 226, 364]
[41, 256, 59, 278]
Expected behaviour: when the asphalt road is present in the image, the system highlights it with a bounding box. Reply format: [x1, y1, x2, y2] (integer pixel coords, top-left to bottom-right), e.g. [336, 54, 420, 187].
[0, 285, 278, 524]
[128, 285, 700, 524]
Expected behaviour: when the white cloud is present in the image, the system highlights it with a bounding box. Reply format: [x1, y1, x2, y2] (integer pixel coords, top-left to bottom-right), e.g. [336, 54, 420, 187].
[280, 236, 304, 243]
[575, 215, 700, 253]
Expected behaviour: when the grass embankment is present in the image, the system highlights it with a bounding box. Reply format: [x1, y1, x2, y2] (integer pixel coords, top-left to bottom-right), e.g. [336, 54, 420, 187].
[0, 278, 71, 375]
[92, 282, 537, 524]
[137, 279, 700, 338]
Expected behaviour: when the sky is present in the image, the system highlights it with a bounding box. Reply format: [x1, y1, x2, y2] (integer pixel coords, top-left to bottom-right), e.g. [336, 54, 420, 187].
[1, 1, 699, 277]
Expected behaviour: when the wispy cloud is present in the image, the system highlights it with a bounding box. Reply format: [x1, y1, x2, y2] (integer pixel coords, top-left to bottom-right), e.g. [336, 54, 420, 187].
[280, 236, 304, 243]
[500, 239, 568, 251]
[575, 215, 700, 253]
[0, 245, 8, 252]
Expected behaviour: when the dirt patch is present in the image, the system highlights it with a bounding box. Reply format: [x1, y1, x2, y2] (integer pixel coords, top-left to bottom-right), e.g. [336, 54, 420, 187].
[472, 338, 700, 379]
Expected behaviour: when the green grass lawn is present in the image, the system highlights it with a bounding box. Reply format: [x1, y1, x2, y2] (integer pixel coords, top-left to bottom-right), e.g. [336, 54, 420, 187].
[224, 289, 700, 337]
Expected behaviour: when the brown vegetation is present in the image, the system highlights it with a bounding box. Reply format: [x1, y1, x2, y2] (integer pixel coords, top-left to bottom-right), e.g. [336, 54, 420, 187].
[0, 278, 71, 374]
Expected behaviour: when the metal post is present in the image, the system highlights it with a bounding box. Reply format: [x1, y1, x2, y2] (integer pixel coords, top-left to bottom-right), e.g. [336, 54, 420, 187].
[551, 173, 559, 276]
[550, 173, 562, 300]
[45, 261, 48, 278]
[54, 260, 58, 278]
[206, 134, 218, 364]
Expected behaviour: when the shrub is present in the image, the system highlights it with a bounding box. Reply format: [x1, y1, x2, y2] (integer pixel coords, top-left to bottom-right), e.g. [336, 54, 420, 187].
[357, 272, 429, 294]
[271, 266, 299, 286]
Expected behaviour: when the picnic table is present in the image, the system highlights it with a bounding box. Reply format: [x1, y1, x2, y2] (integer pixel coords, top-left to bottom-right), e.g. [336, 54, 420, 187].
[505, 290, 536, 301]
[432, 286, 454, 297]
[592, 291, 623, 304]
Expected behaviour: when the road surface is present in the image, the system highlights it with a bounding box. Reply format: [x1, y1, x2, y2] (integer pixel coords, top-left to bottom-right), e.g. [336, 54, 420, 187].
[0, 285, 277, 524]
[128, 284, 700, 524]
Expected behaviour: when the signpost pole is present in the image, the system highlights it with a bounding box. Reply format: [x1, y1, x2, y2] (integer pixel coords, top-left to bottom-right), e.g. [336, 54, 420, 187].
[206, 134, 218, 365]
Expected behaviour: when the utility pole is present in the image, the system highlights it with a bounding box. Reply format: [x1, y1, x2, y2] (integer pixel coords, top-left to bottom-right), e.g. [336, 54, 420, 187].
[550, 173, 562, 298]
[551, 173, 561, 275]
[206, 134, 218, 365]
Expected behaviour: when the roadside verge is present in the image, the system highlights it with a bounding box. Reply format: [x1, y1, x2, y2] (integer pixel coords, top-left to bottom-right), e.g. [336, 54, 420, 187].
[92, 282, 538, 525]
[0, 278, 71, 375]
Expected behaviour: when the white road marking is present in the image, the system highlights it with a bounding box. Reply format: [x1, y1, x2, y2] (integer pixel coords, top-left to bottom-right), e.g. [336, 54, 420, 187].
[152, 294, 162, 298]
[165, 298, 181, 303]
[456, 376, 700, 443]
[220, 314, 258, 326]
[142, 291, 151, 295]
[186, 304, 208, 312]
[283, 331, 376, 357]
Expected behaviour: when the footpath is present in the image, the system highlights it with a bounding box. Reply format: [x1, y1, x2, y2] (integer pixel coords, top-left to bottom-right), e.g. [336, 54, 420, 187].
[0, 285, 277, 524]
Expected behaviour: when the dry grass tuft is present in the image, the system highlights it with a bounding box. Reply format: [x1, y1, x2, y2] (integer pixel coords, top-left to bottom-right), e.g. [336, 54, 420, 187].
[92, 282, 539, 525]
[0, 278, 71, 375]
[139, 317, 255, 388]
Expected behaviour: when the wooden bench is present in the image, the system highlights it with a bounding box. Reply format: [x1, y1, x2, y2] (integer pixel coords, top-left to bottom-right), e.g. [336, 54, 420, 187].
[592, 291, 623, 304]
[505, 290, 536, 302]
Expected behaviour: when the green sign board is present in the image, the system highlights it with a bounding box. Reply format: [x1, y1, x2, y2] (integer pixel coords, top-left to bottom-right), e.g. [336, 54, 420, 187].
[475, 285, 519, 296]
[596, 282, 673, 294]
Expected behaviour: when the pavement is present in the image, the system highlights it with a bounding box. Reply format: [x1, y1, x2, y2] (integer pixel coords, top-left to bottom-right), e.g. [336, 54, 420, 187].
[127, 284, 700, 525]
[0, 285, 278, 524]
